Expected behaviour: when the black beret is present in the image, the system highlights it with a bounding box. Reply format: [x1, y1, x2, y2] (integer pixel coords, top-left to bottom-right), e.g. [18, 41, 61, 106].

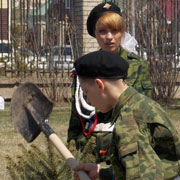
[74, 50, 129, 79]
[87, 2, 122, 37]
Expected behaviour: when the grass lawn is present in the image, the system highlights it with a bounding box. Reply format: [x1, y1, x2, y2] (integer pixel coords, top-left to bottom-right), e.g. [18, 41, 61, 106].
[0, 102, 71, 180]
[0, 101, 180, 179]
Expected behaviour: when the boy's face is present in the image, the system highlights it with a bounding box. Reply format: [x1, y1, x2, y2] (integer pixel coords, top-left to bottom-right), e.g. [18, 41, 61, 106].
[79, 78, 114, 113]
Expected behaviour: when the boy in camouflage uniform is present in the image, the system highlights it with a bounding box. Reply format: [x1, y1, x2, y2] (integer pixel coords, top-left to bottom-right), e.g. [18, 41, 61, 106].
[73, 50, 180, 180]
[68, 2, 153, 179]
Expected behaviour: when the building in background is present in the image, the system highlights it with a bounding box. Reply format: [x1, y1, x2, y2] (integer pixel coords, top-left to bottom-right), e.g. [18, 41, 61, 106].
[0, 0, 9, 43]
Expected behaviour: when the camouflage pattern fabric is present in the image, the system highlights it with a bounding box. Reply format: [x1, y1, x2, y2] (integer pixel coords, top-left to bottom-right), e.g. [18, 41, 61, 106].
[119, 48, 153, 97]
[110, 86, 180, 179]
[67, 48, 153, 179]
[68, 48, 153, 144]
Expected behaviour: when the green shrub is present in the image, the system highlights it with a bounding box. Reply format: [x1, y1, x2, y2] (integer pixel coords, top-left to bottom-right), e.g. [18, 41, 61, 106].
[6, 139, 73, 180]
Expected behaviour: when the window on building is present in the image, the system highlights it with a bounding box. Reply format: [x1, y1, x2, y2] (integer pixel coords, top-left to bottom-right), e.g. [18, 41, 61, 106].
[65, 0, 70, 9]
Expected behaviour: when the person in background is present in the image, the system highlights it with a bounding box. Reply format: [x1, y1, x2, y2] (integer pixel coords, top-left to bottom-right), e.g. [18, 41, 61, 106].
[68, 2, 153, 179]
[73, 50, 180, 180]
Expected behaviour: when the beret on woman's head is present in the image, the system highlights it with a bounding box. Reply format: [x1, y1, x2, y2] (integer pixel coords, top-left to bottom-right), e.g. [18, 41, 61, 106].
[87, 2, 122, 37]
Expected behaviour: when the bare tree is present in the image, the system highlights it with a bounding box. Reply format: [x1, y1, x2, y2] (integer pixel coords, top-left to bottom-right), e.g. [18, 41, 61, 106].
[122, 0, 180, 104]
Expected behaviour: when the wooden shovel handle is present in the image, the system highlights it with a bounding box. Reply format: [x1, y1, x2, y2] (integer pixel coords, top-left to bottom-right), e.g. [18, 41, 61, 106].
[49, 133, 91, 180]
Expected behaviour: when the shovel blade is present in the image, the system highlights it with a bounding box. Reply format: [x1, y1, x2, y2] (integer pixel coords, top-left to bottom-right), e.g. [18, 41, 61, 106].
[12, 106, 41, 142]
[11, 82, 53, 142]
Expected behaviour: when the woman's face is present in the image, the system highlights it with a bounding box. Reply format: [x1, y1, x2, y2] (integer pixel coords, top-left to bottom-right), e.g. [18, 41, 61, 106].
[95, 21, 123, 53]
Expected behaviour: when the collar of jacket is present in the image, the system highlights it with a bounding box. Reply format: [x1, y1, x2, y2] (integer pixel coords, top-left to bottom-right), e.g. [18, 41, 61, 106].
[119, 47, 140, 60]
[111, 86, 138, 124]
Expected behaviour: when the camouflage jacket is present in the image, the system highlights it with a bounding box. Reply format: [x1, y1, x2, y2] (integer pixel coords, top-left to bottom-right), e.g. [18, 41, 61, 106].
[67, 48, 153, 145]
[110, 86, 180, 179]
[120, 48, 152, 97]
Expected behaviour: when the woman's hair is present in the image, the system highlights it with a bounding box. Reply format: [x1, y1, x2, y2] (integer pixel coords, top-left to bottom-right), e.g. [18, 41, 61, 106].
[96, 12, 125, 33]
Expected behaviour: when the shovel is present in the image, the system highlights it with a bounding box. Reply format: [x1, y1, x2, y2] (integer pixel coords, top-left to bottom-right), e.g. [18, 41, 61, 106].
[10, 82, 91, 180]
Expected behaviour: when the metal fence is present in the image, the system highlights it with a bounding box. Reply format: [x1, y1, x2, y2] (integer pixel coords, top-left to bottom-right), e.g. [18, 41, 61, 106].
[0, 0, 180, 101]
[0, 0, 75, 78]
[0, 0, 180, 76]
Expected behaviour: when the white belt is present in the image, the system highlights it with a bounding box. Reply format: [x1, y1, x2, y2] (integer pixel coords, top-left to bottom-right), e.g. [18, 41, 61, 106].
[93, 122, 114, 132]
